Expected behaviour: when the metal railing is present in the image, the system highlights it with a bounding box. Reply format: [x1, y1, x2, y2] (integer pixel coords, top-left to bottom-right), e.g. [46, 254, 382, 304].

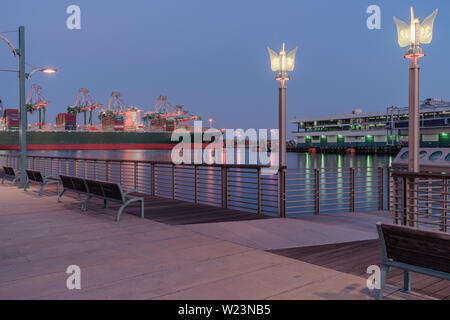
[0, 154, 280, 216]
[0, 154, 393, 217]
[390, 171, 449, 232]
[285, 166, 387, 216]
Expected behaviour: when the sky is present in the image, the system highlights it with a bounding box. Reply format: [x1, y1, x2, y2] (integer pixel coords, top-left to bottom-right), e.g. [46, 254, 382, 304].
[0, 0, 449, 138]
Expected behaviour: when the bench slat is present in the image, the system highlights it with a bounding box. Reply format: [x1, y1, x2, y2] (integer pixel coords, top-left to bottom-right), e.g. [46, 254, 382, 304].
[381, 224, 450, 274]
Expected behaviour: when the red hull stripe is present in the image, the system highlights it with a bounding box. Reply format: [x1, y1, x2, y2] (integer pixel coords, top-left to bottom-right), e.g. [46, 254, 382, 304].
[0, 143, 211, 151]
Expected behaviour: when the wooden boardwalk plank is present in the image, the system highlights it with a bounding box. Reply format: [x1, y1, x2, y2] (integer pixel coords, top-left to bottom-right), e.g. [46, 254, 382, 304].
[269, 240, 450, 300]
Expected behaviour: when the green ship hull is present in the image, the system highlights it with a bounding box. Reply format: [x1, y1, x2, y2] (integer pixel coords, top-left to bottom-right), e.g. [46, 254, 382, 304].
[0, 131, 182, 150]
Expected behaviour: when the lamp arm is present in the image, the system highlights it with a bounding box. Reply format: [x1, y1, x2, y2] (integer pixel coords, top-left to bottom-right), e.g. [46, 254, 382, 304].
[26, 68, 42, 80]
[0, 34, 18, 56]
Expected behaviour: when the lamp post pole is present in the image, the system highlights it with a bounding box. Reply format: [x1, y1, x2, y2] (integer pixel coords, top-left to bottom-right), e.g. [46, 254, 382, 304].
[278, 79, 287, 169]
[278, 78, 287, 218]
[18, 26, 27, 188]
[268, 43, 297, 218]
[407, 55, 420, 173]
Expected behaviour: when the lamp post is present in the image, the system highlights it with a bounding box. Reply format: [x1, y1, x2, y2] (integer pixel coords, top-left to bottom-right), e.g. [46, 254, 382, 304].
[394, 7, 438, 173]
[268, 43, 298, 217]
[394, 8, 438, 227]
[208, 118, 213, 129]
[0, 26, 56, 188]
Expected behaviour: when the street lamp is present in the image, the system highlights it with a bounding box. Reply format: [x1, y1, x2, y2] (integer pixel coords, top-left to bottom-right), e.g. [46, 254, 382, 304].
[0, 26, 57, 188]
[208, 118, 213, 128]
[26, 67, 57, 80]
[394, 7, 438, 173]
[267, 43, 298, 217]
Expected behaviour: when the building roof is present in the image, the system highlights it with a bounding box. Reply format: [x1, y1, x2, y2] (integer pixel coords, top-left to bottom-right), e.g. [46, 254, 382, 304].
[290, 99, 450, 124]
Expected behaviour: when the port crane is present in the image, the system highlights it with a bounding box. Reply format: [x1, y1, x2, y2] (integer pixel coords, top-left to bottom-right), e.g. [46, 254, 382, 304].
[25, 84, 49, 129]
[143, 95, 200, 130]
[98, 91, 126, 120]
[67, 88, 103, 125]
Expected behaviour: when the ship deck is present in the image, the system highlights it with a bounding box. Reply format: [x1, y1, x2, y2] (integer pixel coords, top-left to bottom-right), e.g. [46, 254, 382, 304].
[0, 180, 446, 300]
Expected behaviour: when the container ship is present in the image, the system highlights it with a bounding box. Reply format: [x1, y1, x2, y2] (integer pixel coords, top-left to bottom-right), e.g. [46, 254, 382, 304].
[291, 98, 450, 152]
[0, 90, 202, 151]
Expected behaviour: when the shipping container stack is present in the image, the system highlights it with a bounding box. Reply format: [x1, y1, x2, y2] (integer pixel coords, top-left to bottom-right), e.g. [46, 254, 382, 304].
[102, 114, 124, 131]
[4, 109, 20, 131]
[55, 113, 77, 131]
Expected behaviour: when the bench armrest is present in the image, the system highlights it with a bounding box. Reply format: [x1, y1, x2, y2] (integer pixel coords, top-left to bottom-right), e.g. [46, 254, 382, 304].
[43, 176, 59, 182]
[123, 189, 138, 197]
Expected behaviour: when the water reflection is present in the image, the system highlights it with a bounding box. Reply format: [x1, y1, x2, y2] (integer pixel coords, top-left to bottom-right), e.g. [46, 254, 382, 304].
[20, 149, 393, 170]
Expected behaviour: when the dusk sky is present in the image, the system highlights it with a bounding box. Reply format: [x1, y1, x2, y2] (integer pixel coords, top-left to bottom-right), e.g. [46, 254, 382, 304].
[1, 0, 449, 137]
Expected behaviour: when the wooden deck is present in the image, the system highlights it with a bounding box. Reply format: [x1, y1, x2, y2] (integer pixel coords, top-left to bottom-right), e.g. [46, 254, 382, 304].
[269, 240, 450, 300]
[31, 182, 272, 225]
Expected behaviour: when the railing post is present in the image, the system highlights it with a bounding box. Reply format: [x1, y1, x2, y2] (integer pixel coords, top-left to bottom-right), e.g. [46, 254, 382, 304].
[194, 166, 198, 204]
[387, 167, 391, 211]
[151, 163, 155, 196]
[393, 176, 399, 224]
[134, 162, 138, 191]
[257, 168, 262, 215]
[221, 167, 228, 208]
[314, 169, 320, 216]
[441, 178, 448, 233]
[278, 168, 286, 217]
[378, 167, 384, 211]
[402, 176, 408, 226]
[105, 161, 109, 181]
[119, 161, 122, 185]
[172, 164, 175, 200]
[349, 167, 355, 213]
[406, 177, 418, 227]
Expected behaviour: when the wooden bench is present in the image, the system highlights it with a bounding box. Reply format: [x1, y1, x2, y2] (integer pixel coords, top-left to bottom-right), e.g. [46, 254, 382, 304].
[2, 166, 20, 185]
[58, 175, 90, 203]
[376, 222, 450, 300]
[83, 179, 144, 222]
[25, 170, 60, 197]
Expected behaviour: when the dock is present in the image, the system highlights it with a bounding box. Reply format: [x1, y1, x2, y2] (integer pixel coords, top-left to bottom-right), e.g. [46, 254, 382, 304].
[1, 182, 447, 300]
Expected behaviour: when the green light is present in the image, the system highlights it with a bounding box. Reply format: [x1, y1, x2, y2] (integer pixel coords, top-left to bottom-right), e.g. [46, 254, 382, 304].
[440, 132, 448, 137]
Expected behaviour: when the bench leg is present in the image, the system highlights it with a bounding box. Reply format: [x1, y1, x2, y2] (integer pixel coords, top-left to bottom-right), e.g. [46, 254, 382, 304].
[83, 195, 92, 211]
[403, 271, 411, 292]
[104, 199, 108, 208]
[39, 184, 45, 196]
[58, 189, 66, 202]
[141, 199, 145, 219]
[1, 176, 4, 184]
[375, 265, 390, 300]
[116, 198, 143, 222]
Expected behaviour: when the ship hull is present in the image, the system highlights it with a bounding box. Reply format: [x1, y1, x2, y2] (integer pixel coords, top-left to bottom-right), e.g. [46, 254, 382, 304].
[0, 131, 184, 150]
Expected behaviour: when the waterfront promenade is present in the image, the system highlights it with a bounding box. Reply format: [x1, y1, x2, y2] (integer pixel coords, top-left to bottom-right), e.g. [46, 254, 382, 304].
[0, 183, 445, 300]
